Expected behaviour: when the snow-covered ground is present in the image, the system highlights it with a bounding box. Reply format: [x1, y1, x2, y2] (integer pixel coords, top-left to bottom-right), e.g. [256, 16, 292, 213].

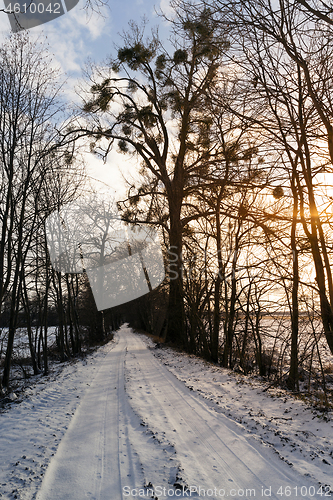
[147, 337, 333, 492]
[0, 325, 332, 500]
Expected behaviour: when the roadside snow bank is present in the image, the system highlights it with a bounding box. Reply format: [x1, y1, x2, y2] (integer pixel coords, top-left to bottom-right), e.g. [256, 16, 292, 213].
[139, 334, 333, 493]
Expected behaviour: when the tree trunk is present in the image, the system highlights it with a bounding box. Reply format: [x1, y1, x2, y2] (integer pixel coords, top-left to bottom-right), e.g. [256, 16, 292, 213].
[21, 281, 39, 376]
[222, 222, 241, 368]
[166, 201, 186, 347]
[212, 189, 224, 363]
[287, 176, 299, 391]
[2, 280, 20, 388]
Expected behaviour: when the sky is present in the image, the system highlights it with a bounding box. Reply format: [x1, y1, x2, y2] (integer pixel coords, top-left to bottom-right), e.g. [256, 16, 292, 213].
[0, 0, 172, 197]
[0, 0, 171, 75]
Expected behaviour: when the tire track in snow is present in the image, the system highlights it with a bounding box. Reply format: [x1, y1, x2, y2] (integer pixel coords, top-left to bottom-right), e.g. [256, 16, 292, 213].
[36, 327, 177, 500]
[36, 331, 133, 500]
[124, 329, 321, 499]
[126, 335, 258, 489]
[36, 326, 320, 500]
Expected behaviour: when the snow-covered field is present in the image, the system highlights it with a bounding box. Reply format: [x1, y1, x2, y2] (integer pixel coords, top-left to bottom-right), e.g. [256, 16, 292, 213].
[249, 316, 333, 385]
[0, 325, 332, 500]
[0, 328, 58, 362]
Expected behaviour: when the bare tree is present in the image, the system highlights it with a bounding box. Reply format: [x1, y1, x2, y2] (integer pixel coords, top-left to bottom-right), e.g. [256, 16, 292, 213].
[209, 0, 333, 360]
[0, 33, 81, 388]
[78, 3, 231, 348]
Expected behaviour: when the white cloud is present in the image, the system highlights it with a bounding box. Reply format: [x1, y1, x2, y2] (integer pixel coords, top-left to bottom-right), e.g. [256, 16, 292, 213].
[67, 1, 109, 41]
[0, 2, 12, 39]
[85, 149, 139, 200]
[24, 0, 109, 74]
[159, 0, 174, 17]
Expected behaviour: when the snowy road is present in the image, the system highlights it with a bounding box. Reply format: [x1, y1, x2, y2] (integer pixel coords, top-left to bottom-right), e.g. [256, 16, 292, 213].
[36, 326, 322, 500]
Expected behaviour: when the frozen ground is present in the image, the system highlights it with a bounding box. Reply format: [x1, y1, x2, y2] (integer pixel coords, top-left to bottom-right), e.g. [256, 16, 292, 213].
[0, 325, 332, 500]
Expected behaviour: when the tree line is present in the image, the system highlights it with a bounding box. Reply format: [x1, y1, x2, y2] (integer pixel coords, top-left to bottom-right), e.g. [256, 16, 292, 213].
[0, 34, 122, 391]
[1, 0, 333, 401]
